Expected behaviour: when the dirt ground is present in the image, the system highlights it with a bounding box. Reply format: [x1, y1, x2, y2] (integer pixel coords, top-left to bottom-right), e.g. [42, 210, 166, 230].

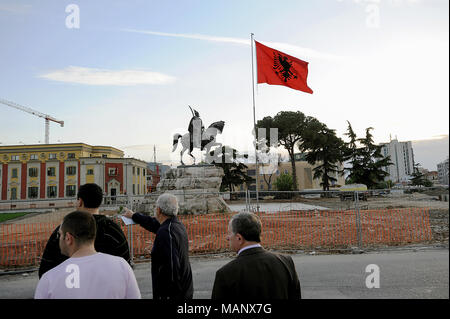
[288, 193, 449, 245]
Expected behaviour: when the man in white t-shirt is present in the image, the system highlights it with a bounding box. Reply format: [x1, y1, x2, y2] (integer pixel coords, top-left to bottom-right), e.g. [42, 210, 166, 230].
[35, 210, 141, 299]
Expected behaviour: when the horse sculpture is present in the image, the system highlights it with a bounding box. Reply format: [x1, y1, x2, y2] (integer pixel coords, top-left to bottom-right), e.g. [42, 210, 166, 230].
[173, 120, 225, 165]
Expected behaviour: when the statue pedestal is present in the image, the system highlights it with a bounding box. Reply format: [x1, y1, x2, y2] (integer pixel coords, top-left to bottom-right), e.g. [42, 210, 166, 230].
[138, 165, 231, 215]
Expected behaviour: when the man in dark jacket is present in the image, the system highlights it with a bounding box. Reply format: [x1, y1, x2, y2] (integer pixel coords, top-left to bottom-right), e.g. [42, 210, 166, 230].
[123, 193, 193, 299]
[38, 183, 130, 278]
[211, 212, 301, 299]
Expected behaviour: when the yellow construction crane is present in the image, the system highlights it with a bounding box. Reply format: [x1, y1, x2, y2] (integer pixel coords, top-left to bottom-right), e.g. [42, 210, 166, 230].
[0, 98, 64, 144]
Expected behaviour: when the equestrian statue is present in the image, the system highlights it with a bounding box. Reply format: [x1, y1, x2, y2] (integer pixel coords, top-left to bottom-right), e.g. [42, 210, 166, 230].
[172, 106, 225, 165]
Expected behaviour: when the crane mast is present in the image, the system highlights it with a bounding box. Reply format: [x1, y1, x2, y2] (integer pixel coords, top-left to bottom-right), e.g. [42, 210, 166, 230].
[0, 98, 64, 144]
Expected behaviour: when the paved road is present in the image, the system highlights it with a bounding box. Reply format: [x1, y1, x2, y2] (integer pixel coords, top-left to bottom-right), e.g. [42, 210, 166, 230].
[0, 249, 448, 299]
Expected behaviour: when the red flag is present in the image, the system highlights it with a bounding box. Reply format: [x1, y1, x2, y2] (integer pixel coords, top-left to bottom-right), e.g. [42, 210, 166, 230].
[255, 41, 313, 94]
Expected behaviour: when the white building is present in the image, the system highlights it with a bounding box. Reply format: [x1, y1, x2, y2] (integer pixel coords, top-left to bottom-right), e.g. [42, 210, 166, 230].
[437, 157, 449, 186]
[380, 139, 415, 183]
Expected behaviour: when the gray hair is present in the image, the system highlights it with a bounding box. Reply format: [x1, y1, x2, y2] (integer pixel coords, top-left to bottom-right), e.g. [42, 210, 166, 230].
[229, 212, 261, 242]
[156, 193, 179, 217]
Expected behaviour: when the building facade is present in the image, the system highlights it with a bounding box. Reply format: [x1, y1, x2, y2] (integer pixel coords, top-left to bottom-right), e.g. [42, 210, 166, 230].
[437, 157, 449, 186]
[379, 139, 415, 183]
[146, 162, 171, 193]
[243, 153, 346, 191]
[0, 143, 147, 201]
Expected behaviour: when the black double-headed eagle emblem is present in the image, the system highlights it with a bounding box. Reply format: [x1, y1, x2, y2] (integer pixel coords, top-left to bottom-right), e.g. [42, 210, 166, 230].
[273, 53, 298, 82]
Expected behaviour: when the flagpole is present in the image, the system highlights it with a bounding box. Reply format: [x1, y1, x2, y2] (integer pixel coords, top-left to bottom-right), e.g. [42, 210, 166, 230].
[251, 33, 259, 212]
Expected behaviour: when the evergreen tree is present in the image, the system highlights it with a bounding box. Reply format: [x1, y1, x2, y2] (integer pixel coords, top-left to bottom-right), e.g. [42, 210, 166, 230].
[344, 123, 392, 189]
[302, 125, 346, 192]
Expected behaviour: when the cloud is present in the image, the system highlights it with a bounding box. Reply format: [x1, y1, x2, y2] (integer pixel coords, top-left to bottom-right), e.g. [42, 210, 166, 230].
[38, 66, 176, 86]
[120, 28, 343, 61]
[121, 28, 249, 45]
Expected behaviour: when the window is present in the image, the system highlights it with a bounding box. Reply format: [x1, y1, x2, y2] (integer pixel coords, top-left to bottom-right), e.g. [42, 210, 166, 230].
[28, 187, 38, 199]
[66, 166, 76, 176]
[247, 169, 256, 176]
[68, 153, 76, 159]
[49, 153, 57, 159]
[137, 168, 140, 175]
[132, 167, 135, 175]
[143, 169, 146, 176]
[102, 154, 108, 158]
[87, 169, 94, 175]
[29, 167, 38, 177]
[47, 167, 56, 176]
[11, 155, 19, 161]
[66, 185, 77, 197]
[12, 168, 18, 178]
[133, 184, 135, 195]
[47, 186, 57, 198]
[11, 188, 17, 200]
[109, 168, 117, 176]
[30, 154, 38, 160]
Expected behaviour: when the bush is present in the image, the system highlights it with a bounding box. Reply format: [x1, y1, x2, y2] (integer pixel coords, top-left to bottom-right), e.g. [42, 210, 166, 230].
[274, 173, 294, 199]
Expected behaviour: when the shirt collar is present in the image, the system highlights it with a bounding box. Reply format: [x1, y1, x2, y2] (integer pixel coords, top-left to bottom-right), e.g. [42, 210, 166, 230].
[238, 243, 262, 256]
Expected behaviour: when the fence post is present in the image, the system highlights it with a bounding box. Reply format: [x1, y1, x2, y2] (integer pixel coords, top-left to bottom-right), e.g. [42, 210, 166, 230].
[355, 191, 363, 249]
[245, 190, 249, 212]
[127, 194, 134, 266]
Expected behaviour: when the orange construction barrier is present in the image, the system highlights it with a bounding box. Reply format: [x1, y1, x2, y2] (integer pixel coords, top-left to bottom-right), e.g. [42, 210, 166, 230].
[0, 208, 435, 269]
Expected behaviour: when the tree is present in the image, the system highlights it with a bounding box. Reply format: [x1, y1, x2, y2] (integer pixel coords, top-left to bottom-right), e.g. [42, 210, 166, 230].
[410, 163, 433, 187]
[209, 146, 254, 193]
[343, 121, 359, 173]
[344, 123, 393, 189]
[302, 125, 346, 192]
[255, 140, 281, 191]
[256, 111, 322, 191]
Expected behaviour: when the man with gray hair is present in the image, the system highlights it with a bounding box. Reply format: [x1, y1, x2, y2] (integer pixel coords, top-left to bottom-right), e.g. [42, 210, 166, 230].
[211, 212, 301, 299]
[123, 193, 193, 299]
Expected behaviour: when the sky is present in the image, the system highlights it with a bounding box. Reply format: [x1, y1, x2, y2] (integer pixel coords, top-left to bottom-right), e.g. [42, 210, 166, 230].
[0, 0, 448, 171]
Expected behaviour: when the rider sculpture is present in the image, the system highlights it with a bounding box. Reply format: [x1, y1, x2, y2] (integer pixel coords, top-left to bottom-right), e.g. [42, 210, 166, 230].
[173, 106, 224, 165]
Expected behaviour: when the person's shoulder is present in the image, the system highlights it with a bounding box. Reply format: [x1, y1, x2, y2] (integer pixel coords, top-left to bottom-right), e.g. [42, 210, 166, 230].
[42, 258, 72, 278]
[97, 253, 133, 272]
[275, 252, 294, 262]
[263, 250, 293, 260]
[97, 252, 121, 261]
[216, 256, 241, 275]
[97, 252, 128, 264]
[94, 215, 122, 231]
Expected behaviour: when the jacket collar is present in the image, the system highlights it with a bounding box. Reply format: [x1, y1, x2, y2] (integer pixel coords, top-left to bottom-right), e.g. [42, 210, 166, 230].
[237, 246, 265, 257]
[161, 215, 178, 226]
